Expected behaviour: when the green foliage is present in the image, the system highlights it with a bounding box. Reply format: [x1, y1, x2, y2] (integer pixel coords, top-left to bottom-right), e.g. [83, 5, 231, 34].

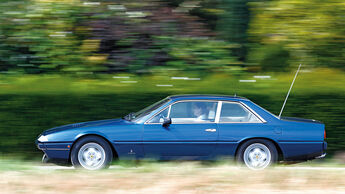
[217, 0, 250, 61]
[0, 0, 86, 73]
[1, 0, 343, 74]
[0, 0, 243, 74]
[248, 0, 345, 69]
[248, 43, 290, 71]
[0, 0, 344, 160]
[189, 0, 223, 30]
[1, 92, 343, 159]
[155, 36, 238, 72]
[0, 70, 344, 159]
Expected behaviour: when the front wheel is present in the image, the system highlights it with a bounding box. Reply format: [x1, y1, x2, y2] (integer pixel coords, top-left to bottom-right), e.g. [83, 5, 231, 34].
[42, 154, 50, 163]
[236, 139, 278, 170]
[71, 136, 113, 170]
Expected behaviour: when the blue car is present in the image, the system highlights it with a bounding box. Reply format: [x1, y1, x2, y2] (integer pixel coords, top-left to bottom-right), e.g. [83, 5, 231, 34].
[36, 95, 327, 170]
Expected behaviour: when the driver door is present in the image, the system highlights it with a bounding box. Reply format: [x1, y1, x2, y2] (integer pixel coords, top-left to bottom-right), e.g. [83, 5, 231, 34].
[143, 100, 219, 158]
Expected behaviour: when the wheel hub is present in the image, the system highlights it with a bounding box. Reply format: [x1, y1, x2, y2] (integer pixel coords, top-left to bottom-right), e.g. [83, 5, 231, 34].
[243, 143, 271, 170]
[78, 143, 106, 170]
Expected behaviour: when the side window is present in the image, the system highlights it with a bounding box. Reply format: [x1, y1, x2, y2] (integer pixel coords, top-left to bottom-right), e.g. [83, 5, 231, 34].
[147, 107, 169, 123]
[220, 102, 261, 123]
[170, 102, 189, 118]
[170, 101, 218, 123]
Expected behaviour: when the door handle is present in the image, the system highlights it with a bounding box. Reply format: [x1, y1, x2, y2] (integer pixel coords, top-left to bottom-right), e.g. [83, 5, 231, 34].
[205, 128, 217, 132]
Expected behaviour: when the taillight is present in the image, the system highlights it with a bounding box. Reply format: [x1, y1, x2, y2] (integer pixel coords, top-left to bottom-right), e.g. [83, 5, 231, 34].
[324, 130, 326, 139]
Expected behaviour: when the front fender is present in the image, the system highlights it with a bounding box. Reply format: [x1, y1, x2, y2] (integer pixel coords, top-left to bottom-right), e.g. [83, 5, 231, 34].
[75, 131, 111, 142]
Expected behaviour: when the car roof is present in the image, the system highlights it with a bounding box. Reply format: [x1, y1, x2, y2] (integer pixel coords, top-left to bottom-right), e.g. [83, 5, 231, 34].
[168, 94, 248, 101]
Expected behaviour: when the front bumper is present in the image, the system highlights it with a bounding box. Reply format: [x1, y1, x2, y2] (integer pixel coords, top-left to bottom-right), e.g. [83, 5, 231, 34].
[36, 141, 72, 161]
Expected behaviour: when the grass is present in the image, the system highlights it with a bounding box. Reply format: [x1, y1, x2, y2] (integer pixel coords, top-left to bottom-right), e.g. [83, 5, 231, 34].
[0, 68, 344, 95]
[0, 159, 344, 193]
[0, 159, 34, 171]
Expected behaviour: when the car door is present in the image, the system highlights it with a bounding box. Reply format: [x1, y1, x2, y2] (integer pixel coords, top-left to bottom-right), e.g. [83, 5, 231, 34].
[216, 101, 276, 156]
[143, 100, 219, 158]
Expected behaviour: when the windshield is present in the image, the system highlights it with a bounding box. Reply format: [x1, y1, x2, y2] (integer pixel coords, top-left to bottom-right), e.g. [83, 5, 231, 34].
[129, 98, 170, 122]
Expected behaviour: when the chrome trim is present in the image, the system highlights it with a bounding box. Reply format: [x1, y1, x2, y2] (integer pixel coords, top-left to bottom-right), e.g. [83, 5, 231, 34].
[215, 101, 222, 123]
[216, 122, 263, 124]
[144, 99, 266, 124]
[316, 153, 326, 159]
[217, 101, 266, 123]
[239, 101, 266, 123]
[145, 122, 218, 125]
[167, 105, 171, 118]
[46, 148, 70, 151]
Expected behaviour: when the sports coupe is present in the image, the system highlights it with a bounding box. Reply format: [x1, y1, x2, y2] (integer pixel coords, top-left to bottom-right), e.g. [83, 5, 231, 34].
[36, 95, 327, 170]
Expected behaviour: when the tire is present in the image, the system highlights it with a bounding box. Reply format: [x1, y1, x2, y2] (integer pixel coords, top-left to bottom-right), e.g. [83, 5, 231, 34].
[71, 136, 113, 170]
[42, 154, 50, 163]
[236, 139, 278, 170]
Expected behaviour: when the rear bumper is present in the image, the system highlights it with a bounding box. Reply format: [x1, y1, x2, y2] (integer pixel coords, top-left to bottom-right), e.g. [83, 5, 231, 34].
[315, 153, 326, 159]
[284, 141, 327, 161]
[316, 141, 327, 159]
[323, 141, 327, 152]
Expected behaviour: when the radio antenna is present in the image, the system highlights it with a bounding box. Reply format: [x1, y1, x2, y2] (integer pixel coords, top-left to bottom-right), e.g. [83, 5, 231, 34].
[278, 64, 302, 118]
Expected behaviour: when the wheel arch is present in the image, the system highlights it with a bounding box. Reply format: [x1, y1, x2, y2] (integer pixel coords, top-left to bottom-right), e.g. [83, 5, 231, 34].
[69, 134, 119, 162]
[235, 137, 285, 161]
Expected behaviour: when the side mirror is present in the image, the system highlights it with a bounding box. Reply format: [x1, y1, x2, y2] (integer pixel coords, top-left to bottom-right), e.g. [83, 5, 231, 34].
[162, 117, 172, 127]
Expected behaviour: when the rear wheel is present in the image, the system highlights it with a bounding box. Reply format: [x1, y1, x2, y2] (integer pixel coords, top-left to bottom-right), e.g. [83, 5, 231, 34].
[236, 139, 278, 170]
[71, 136, 113, 170]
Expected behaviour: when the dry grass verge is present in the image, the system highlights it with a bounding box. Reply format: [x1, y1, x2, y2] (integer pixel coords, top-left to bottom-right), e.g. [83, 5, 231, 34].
[1, 161, 345, 193]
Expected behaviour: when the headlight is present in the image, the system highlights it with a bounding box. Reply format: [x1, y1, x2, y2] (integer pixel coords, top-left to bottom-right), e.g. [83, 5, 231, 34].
[38, 135, 48, 142]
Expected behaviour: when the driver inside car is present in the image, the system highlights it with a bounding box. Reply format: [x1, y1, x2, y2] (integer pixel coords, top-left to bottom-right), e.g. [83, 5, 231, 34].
[192, 102, 208, 120]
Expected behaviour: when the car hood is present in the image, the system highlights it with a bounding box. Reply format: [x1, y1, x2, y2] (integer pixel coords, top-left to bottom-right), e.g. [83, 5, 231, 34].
[280, 117, 322, 124]
[43, 118, 128, 135]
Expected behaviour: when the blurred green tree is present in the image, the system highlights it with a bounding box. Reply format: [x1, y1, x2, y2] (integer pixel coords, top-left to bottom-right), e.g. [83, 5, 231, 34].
[0, 0, 89, 73]
[1, 0, 240, 74]
[247, 43, 290, 72]
[217, 0, 250, 62]
[87, 0, 235, 74]
[248, 0, 345, 70]
[153, 36, 238, 72]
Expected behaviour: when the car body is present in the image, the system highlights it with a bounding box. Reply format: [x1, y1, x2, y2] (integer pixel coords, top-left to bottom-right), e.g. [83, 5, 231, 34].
[36, 95, 327, 170]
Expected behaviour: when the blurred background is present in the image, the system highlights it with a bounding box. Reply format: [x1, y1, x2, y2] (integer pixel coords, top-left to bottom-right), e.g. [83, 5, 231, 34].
[0, 0, 344, 161]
